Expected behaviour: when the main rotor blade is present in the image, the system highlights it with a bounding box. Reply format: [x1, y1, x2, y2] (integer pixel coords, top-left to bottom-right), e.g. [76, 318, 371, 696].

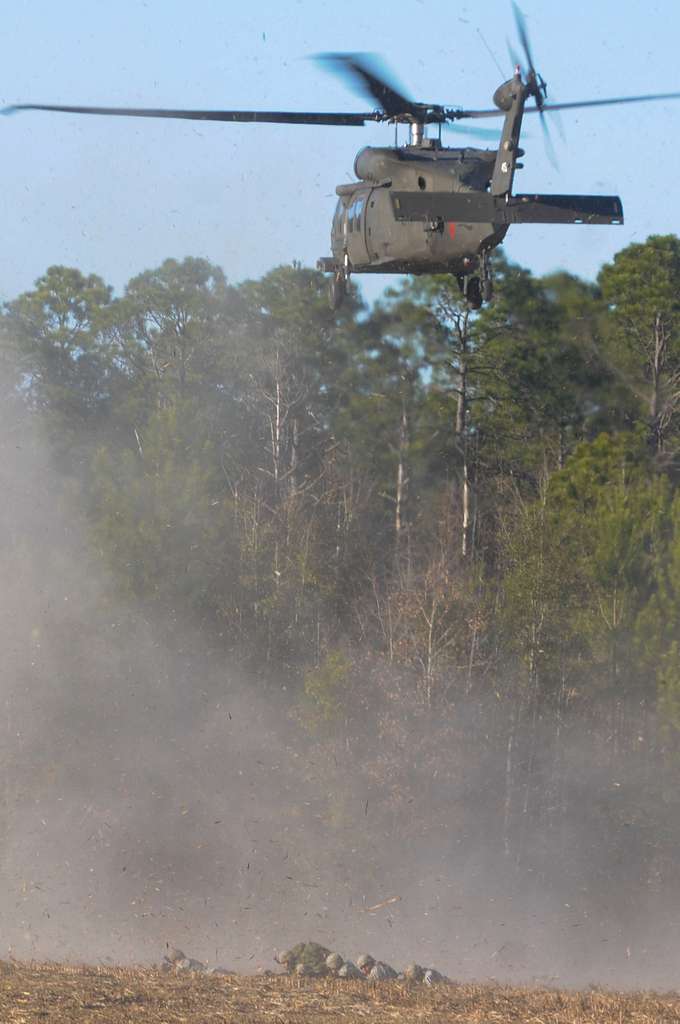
[1, 102, 378, 126]
[9, 91, 680, 129]
[448, 89, 680, 120]
[512, 1, 535, 75]
[444, 121, 503, 141]
[506, 40, 521, 74]
[315, 52, 419, 117]
[531, 91, 680, 114]
[539, 111, 559, 170]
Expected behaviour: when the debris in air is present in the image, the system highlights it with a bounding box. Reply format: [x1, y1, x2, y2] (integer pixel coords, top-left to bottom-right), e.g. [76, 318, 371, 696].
[364, 895, 402, 913]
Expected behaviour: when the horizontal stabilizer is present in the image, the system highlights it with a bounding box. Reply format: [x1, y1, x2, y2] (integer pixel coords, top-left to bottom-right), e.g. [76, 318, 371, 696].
[508, 194, 623, 224]
[391, 191, 623, 225]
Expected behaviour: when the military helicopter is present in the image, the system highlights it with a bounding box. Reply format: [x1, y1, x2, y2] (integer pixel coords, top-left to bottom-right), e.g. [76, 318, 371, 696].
[4, 4, 680, 309]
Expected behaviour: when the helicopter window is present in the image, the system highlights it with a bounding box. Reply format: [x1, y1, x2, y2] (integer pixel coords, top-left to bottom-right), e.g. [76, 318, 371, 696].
[354, 197, 365, 230]
[347, 201, 355, 232]
[418, 176, 427, 191]
[333, 199, 344, 231]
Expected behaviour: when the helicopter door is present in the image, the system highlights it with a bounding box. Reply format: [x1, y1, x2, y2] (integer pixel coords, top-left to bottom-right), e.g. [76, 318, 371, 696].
[331, 198, 346, 261]
[346, 193, 370, 267]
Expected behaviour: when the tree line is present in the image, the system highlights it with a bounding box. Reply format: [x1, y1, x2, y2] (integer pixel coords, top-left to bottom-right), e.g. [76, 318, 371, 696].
[4, 238, 680, 905]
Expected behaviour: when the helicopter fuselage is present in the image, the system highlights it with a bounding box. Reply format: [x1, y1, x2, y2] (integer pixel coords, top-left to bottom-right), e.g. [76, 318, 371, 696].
[319, 74, 624, 308]
[328, 142, 506, 276]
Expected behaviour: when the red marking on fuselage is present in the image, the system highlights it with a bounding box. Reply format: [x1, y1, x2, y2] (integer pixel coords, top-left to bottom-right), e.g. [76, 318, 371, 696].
[448, 222, 457, 240]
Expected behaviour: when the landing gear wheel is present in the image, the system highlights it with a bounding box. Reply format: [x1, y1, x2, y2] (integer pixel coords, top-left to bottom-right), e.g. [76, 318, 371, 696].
[455, 273, 483, 310]
[465, 276, 482, 310]
[480, 250, 493, 303]
[329, 272, 346, 311]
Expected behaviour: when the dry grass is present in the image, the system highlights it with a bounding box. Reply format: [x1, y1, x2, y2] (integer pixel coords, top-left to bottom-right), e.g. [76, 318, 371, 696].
[2, 960, 680, 1023]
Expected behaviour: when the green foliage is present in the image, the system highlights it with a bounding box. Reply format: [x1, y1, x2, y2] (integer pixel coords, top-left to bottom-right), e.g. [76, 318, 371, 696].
[90, 403, 239, 615]
[4, 266, 116, 460]
[497, 431, 672, 695]
[496, 485, 579, 691]
[110, 256, 237, 407]
[599, 235, 680, 450]
[636, 490, 680, 729]
[11, 243, 680, 914]
[599, 234, 680, 328]
[303, 650, 352, 728]
[6, 243, 680, 734]
[476, 261, 610, 482]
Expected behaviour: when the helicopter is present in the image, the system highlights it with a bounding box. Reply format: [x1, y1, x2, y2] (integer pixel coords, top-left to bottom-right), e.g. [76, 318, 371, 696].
[4, 3, 680, 310]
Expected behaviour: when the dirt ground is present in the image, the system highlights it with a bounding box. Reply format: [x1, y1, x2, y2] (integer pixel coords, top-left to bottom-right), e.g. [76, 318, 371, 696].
[2, 960, 680, 1023]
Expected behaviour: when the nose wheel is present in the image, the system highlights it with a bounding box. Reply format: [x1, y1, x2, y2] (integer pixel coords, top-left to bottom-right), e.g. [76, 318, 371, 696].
[465, 276, 483, 310]
[328, 254, 351, 311]
[317, 255, 350, 311]
[457, 273, 483, 310]
[456, 252, 493, 310]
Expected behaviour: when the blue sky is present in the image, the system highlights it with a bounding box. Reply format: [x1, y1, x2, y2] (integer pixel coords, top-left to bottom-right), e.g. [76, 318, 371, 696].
[2, 0, 679, 305]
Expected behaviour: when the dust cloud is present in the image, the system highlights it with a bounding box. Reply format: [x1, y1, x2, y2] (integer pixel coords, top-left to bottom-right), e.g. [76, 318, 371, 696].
[1, 376, 680, 990]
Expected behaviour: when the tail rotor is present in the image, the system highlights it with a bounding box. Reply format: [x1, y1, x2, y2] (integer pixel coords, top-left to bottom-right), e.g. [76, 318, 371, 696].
[511, 1, 558, 166]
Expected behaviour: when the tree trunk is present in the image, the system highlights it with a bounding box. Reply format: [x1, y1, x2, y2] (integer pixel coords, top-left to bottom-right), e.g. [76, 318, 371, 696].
[456, 338, 470, 558]
[462, 448, 471, 559]
[395, 393, 409, 564]
[650, 312, 666, 452]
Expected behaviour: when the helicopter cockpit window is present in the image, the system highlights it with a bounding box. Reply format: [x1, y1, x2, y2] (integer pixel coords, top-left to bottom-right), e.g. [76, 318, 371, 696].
[353, 197, 365, 231]
[333, 199, 344, 232]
